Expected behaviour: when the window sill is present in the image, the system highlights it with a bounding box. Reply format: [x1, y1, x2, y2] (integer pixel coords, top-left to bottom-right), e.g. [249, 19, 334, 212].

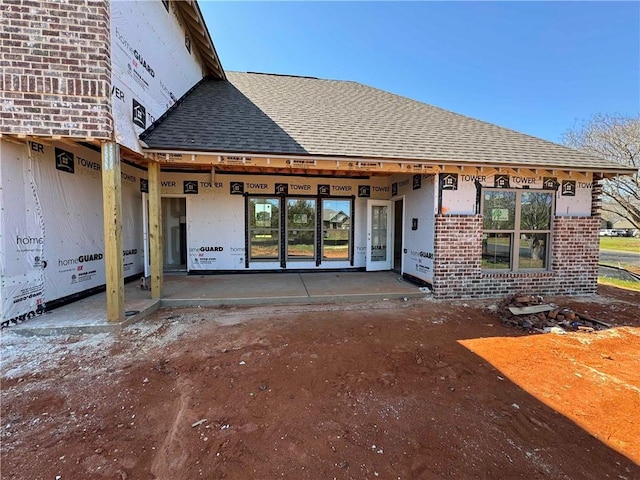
[482, 270, 554, 277]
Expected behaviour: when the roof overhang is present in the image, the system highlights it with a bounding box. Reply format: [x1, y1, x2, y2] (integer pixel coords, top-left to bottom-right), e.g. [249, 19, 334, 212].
[0, 133, 151, 169]
[139, 147, 638, 179]
[174, 1, 225, 79]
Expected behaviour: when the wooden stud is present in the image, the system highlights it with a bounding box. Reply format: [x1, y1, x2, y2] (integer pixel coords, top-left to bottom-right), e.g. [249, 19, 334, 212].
[101, 141, 124, 323]
[148, 161, 163, 299]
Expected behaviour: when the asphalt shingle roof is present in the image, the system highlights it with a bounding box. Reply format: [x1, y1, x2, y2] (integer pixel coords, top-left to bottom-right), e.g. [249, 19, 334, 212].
[139, 71, 629, 171]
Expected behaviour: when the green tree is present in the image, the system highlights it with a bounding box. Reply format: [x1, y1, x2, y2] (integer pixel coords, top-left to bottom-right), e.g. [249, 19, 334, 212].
[562, 114, 640, 229]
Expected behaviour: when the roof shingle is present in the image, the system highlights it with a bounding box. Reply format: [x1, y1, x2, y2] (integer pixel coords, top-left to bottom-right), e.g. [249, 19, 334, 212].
[139, 71, 631, 171]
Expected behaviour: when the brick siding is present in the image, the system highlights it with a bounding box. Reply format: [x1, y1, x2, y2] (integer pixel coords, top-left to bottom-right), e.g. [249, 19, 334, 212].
[0, 0, 112, 138]
[433, 214, 600, 299]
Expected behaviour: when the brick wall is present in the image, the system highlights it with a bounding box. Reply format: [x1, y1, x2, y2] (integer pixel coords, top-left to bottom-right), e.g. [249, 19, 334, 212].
[0, 0, 112, 138]
[550, 216, 600, 295]
[433, 214, 601, 299]
[432, 215, 484, 298]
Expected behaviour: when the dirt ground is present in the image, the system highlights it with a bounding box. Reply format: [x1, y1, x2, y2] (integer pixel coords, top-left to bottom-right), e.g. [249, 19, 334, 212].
[1, 285, 639, 480]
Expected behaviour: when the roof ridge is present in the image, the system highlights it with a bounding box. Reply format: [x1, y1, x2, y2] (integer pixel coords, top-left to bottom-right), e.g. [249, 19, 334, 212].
[230, 70, 364, 87]
[243, 71, 319, 80]
[228, 70, 361, 84]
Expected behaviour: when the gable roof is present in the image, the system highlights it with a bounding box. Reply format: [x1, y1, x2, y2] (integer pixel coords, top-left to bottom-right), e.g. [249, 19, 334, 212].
[175, 1, 224, 79]
[140, 71, 634, 173]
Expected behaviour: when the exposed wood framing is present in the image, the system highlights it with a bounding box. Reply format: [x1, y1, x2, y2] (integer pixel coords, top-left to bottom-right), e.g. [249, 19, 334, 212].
[101, 141, 124, 323]
[148, 161, 163, 299]
[140, 149, 633, 180]
[151, 152, 440, 176]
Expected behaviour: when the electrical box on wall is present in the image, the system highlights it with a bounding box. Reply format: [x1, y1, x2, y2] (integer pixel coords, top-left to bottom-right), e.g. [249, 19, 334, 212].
[412, 218, 418, 230]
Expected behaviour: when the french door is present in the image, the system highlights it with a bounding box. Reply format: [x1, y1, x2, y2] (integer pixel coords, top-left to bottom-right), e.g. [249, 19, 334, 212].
[366, 200, 392, 271]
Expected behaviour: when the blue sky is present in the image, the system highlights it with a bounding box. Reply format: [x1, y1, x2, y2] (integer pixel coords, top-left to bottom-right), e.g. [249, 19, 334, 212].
[199, 1, 639, 144]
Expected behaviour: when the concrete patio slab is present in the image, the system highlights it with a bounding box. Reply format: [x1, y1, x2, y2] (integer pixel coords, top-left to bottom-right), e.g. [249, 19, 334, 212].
[4, 283, 160, 336]
[300, 271, 419, 297]
[3, 271, 427, 336]
[161, 272, 311, 306]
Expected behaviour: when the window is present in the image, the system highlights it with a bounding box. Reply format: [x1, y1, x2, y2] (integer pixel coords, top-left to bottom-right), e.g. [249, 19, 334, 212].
[247, 195, 353, 265]
[249, 198, 280, 261]
[322, 199, 351, 261]
[482, 190, 553, 271]
[287, 198, 316, 260]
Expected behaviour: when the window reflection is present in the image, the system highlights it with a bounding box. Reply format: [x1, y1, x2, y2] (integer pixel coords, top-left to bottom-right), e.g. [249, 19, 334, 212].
[483, 191, 516, 230]
[322, 199, 351, 260]
[287, 199, 316, 259]
[519, 233, 548, 269]
[249, 198, 280, 260]
[521, 192, 552, 230]
[482, 233, 512, 269]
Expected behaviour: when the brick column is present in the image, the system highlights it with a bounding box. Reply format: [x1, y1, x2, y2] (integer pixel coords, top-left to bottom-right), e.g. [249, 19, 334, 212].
[551, 216, 600, 295]
[433, 215, 483, 299]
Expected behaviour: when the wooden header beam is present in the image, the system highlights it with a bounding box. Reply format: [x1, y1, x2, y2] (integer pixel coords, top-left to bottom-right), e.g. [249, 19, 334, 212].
[144, 151, 633, 179]
[151, 152, 440, 175]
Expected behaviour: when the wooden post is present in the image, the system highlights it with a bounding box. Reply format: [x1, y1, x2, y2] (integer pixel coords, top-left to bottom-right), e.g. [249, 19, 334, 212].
[101, 141, 124, 323]
[148, 160, 163, 299]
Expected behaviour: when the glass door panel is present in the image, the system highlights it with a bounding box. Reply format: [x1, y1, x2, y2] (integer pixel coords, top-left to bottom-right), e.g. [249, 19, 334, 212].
[249, 198, 280, 261]
[322, 199, 351, 261]
[162, 197, 186, 271]
[366, 200, 392, 271]
[287, 198, 316, 260]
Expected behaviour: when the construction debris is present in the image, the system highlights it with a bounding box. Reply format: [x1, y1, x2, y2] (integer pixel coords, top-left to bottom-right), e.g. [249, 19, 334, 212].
[191, 419, 207, 428]
[495, 294, 611, 334]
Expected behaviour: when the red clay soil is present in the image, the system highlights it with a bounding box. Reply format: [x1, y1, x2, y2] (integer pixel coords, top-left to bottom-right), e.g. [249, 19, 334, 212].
[1, 285, 639, 480]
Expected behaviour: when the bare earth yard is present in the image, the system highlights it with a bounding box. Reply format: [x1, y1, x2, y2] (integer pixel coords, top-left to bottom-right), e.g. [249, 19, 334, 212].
[1, 285, 639, 479]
